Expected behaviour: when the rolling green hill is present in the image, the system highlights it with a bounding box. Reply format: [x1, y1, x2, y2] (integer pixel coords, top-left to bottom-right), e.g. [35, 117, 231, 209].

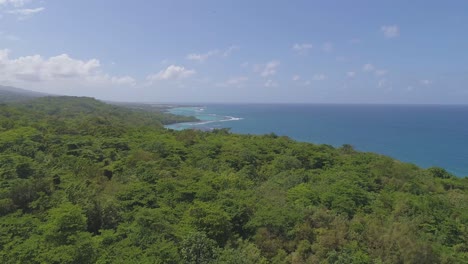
[0, 96, 466, 263]
[0, 85, 48, 102]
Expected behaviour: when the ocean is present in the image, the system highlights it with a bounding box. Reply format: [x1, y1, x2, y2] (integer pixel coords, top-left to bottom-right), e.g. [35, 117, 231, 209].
[165, 104, 468, 177]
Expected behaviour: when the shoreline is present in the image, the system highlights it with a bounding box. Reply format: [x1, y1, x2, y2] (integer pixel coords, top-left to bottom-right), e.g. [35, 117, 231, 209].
[164, 105, 245, 131]
[161, 104, 467, 177]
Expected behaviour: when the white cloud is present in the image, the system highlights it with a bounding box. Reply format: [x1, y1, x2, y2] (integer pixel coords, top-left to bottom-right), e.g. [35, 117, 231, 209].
[218, 76, 248, 87]
[1, 0, 43, 19]
[87, 74, 136, 86]
[0, 49, 135, 86]
[292, 75, 300, 81]
[0, 0, 30, 7]
[322, 42, 333, 52]
[378, 79, 387, 88]
[223, 45, 239, 57]
[147, 65, 195, 82]
[38, 54, 100, 79]
[349, 38, 361, 44]
[420, 79, 432, 85]
[363, 64, 388, 76]
[363, 63, 375, 72]
[186, 50, 219, 62]
[110, 76, 136, 86]
[255, 60, 280, 77]
[187, 45, 239, 62]
[312, 74, 327, 81]
[292, 43, 313, 54]
[264, 79, 278, 88]
[381, 25, 399, 38]
[6, 7, 44, 19]
[375, 69, 388, 76]
[0, 48, 10, 60]
[347, 71, 356, 78]
[1, 50, 99, 81]
[7, 6, 43, 15]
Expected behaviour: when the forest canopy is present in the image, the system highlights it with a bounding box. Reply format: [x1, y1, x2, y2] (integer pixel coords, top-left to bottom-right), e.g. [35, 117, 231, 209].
[0, 96, 467, 263]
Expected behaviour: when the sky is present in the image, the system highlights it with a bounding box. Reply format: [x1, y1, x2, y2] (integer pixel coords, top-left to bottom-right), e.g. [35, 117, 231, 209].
[0, 0, 468, 104]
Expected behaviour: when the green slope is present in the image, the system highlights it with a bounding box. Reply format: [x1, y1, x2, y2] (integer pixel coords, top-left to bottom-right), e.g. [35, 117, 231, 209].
[0, 97, 466, 263]
[0, 85, 48, 102]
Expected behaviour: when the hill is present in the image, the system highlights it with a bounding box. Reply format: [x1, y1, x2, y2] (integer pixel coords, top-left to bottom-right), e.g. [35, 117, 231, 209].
[0, 86, 197, 123]
[0, 96, 466, 263]
[0, 85, 49, 102]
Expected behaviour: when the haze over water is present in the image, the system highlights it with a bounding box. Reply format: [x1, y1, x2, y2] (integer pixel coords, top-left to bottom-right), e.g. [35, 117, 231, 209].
[166, 104, 468, 177]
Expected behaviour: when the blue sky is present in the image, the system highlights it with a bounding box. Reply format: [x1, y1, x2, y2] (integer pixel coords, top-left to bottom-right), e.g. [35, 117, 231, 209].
[0, 0, 467, 103]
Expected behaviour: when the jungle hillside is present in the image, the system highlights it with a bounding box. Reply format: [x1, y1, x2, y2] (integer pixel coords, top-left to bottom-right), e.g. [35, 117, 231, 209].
[0, 96, 467, 264]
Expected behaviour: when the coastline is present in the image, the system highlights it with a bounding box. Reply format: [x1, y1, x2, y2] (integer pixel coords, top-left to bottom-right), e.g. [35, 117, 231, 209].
[164, 105, 244, 131]
[160, 104, 467, 177]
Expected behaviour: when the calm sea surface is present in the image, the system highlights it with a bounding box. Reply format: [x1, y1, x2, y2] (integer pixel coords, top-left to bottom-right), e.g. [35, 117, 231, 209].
[165, 104, 468, 177]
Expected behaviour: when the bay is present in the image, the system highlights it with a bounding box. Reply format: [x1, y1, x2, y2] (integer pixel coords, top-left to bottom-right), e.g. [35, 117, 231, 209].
[166, 104, 468, 176]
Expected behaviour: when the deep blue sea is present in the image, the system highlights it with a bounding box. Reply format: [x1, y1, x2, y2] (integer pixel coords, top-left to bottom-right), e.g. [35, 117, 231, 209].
[165, 104, 468, 177]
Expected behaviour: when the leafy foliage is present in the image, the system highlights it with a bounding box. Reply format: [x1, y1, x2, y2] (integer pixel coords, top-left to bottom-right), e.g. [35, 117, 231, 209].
[0, 96, 467, 263]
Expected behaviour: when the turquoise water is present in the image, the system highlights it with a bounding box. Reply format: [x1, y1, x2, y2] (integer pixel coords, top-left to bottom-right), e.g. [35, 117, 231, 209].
[166, 104, 468, 176]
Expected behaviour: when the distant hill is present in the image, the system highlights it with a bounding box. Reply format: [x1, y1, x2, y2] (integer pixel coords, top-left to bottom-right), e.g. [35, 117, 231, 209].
[0, 85, 49, 102]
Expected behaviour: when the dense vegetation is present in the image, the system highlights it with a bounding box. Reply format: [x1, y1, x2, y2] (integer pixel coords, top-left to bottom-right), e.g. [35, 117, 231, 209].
[0, 96, 467, 263]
